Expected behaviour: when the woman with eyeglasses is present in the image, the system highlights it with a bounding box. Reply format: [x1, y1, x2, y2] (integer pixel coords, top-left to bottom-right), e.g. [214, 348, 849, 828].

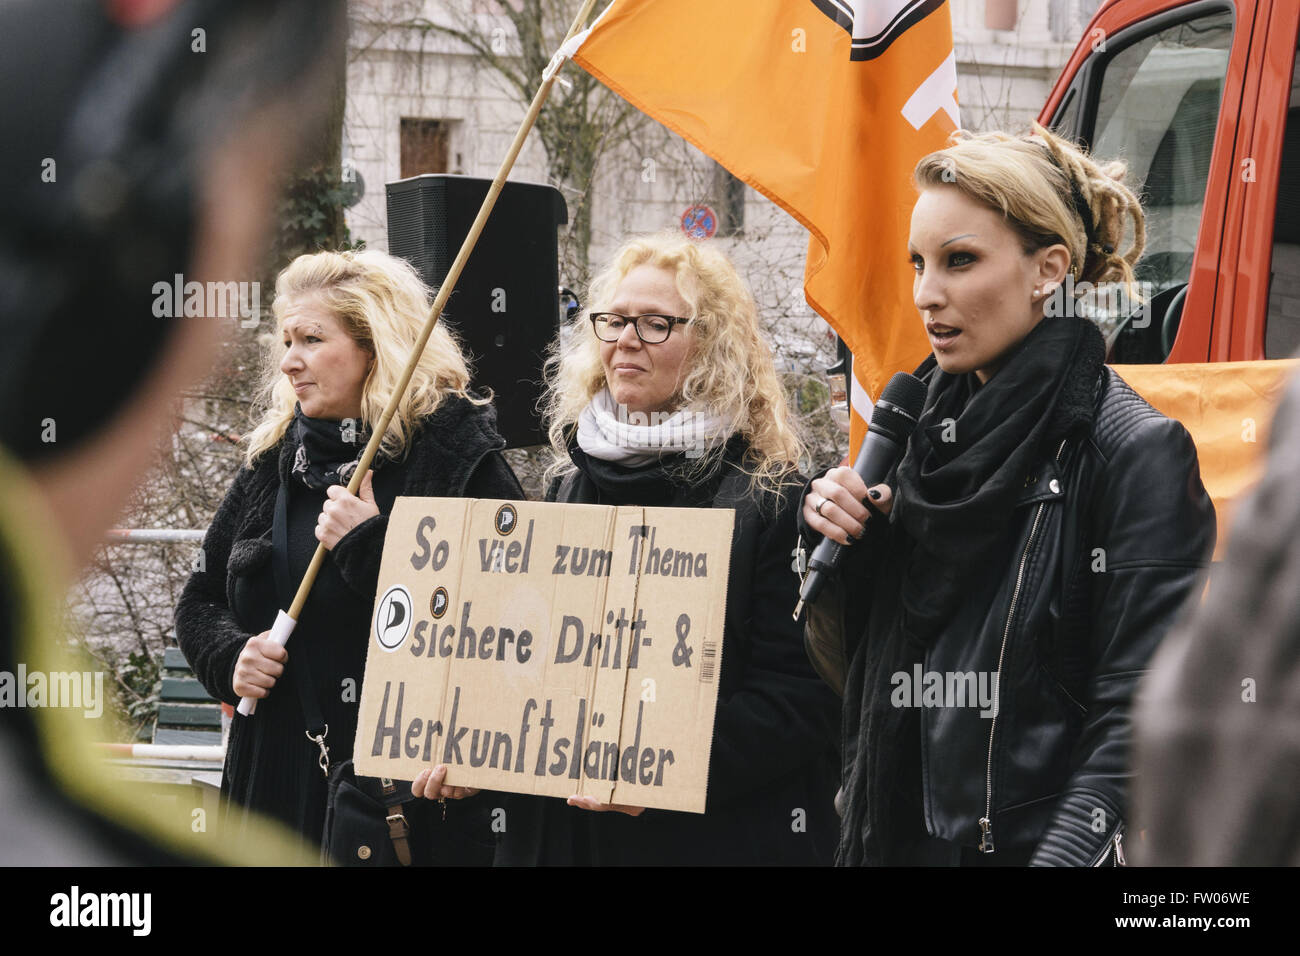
[415, 232, 840, 865]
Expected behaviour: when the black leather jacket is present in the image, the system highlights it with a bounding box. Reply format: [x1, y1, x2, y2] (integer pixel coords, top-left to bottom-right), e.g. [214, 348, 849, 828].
[803, 367, 1216, 865]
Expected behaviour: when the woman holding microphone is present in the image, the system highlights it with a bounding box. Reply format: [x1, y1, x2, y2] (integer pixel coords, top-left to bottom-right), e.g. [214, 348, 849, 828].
[801, 125, 1216, 866]
[176, 249, 522, 848]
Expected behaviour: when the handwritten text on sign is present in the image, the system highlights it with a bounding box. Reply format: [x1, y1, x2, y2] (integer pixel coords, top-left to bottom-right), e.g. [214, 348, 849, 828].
[353, 498, 733, 813]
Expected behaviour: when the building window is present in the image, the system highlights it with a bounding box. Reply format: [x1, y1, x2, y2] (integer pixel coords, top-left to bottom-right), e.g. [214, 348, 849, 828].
[986, 0, 1017, 33]
[400, 118, 450, 178]
[1049, 0, 1103, 44]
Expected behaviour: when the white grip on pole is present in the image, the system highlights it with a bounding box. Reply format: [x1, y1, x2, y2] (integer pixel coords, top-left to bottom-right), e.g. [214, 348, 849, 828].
[235, 609, 297, 717]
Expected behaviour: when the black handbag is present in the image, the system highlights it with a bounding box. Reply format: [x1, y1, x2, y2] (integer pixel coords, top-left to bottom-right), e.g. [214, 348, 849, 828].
[321, 759, 497, 867]
[322, 761, 426, 865]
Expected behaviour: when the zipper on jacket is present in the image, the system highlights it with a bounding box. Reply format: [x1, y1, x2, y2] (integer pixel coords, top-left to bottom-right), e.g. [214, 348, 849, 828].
[1092, 824, 1126, 866]
[979, 439, 1067, 854]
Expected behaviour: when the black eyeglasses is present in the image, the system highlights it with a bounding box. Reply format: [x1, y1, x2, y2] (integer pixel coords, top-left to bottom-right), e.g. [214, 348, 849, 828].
[588, 312, 690, 344]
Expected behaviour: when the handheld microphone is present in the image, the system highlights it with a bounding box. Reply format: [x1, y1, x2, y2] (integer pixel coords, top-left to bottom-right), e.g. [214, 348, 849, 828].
[793, 371, 927, 619]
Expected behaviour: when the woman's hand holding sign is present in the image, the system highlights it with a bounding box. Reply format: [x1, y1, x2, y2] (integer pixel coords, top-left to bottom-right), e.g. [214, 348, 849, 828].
[567, 795, 645, 816]
[412, 764, 480, 801]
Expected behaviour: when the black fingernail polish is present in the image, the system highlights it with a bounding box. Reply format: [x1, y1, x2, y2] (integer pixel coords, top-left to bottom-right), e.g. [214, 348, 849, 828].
[868, 489, 881, 500]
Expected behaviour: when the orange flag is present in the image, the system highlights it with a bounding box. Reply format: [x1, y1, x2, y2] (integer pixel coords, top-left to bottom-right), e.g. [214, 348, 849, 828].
[572, 0, 959, 449]
[1114, 359, 1300, 555]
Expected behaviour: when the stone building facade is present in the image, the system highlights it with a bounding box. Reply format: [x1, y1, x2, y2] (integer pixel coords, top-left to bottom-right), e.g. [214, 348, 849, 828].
[342, 0, 1100, 394]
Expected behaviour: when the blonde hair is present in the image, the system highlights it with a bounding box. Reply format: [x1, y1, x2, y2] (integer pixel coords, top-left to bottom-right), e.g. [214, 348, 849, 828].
[542, 232, 803, 495]
[244, 249, 485, 465]
[913, 122, 1146, 299]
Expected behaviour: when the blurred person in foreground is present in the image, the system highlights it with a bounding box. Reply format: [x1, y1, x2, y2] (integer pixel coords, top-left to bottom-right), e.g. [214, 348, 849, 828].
[1134, 368, 1300, 865]
[0, 0, 345, 864]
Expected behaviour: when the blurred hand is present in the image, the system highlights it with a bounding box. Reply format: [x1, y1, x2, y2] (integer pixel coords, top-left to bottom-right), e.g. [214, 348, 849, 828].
[232, 631, 287, 699]
[803, 467, 893, 546]
[316, 469, 379, 550]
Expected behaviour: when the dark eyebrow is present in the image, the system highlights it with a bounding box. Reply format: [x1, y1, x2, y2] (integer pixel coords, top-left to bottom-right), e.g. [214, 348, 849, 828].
[940, 233, 976, 248]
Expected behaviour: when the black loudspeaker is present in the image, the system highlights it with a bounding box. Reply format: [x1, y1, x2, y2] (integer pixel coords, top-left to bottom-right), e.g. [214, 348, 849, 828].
[386, 174, 568, 448]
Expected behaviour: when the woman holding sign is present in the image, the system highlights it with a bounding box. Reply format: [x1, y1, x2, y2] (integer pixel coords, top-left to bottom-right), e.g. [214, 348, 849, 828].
[176, 249, 522, 850]
[417, 232, 841, 865]
[800, 126, 1216, 865]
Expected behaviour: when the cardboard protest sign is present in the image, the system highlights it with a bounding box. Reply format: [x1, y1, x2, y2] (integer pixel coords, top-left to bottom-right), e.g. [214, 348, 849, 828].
[353, 498, 733, 813]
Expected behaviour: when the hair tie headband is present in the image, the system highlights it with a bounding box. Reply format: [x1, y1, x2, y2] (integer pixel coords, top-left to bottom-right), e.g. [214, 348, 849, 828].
[1039, 142, 1115, 261]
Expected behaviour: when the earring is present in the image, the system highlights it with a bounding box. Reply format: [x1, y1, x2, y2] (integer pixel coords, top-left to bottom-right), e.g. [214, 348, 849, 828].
[1033, 287, 1042, 299]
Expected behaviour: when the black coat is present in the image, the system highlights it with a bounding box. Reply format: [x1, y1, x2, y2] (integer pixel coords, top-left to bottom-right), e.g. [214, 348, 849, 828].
[176, 396, 523, 845]
[492, 436, 841, 865]
[804, 367, 1216, 865]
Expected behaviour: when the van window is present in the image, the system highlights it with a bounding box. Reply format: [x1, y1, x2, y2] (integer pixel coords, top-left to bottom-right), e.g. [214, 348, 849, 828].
[1088, 9, 1234, 362]
[1051, 85, 1081, 137]
[1264, 42, 1300, 359]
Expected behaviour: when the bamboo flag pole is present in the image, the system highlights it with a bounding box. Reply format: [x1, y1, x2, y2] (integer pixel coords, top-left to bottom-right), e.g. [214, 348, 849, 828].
[239, 0, 604, 716]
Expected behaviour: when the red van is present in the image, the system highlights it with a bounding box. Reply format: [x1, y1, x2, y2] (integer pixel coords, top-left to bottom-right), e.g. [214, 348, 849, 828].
[1041, 0, 1299, 365]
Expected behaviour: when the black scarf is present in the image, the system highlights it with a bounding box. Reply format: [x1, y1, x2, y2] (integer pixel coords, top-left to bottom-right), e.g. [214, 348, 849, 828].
[561, 428, 746, 509]
[840, 316, 1105, 866]
[287, 405, 374, 491]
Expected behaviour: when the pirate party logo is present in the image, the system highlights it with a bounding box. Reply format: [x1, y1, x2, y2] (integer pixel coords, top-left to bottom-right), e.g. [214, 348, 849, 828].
[495, 503, 518, 536]
[810, 0, 944, 61]
[430, 586, 449, 620]
[374, 584, 413, 652]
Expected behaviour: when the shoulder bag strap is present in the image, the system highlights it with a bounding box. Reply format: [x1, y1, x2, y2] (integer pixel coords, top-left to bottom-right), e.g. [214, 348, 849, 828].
[273, 482, 331, 777]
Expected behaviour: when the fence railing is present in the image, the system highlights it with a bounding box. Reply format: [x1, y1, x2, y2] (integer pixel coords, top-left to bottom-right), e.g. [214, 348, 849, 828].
[105, 529, 205, 543]
[100, 529, 224, 764]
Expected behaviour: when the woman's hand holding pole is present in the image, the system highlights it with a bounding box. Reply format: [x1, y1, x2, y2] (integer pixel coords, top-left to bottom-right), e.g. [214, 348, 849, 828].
[235, 610, 297, 714]
[232, 629, 288, 700]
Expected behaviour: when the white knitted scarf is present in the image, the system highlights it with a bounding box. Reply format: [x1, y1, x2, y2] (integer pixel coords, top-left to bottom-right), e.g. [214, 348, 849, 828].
[575, 388, 733, 466]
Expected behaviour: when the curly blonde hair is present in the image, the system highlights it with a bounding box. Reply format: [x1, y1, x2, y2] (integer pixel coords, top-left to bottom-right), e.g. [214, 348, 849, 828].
[244, 249, 485, 466]
[542, 232, 803, 495]
[913, 122, 1146, 300]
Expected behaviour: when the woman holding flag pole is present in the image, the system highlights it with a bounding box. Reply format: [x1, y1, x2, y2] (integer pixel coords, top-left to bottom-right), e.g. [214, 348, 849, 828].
[801, 125, 1216, 866]
[176, 250, 522, 849]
